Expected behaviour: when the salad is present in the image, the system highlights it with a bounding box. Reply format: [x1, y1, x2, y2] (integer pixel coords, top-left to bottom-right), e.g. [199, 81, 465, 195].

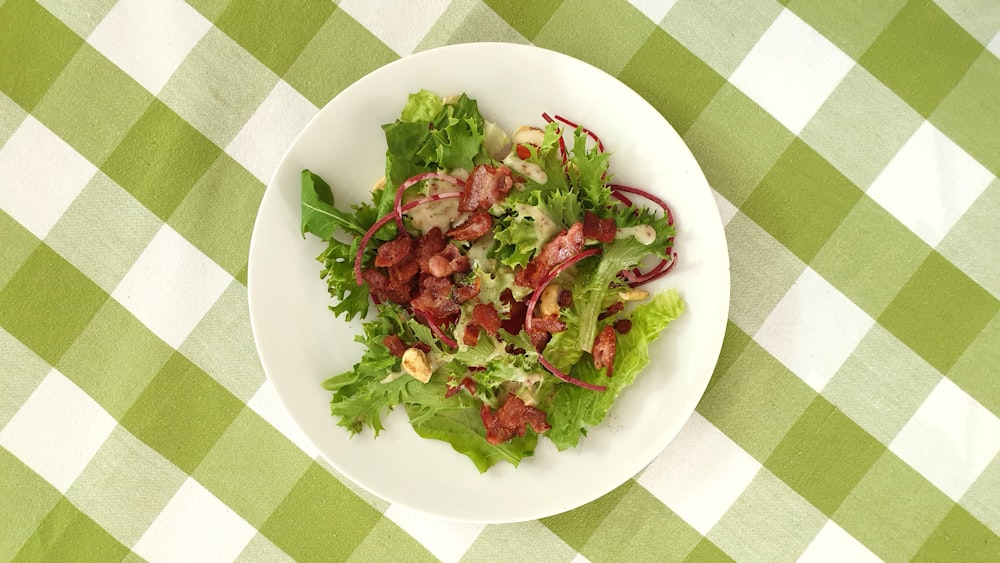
[300, 90, 684, 472]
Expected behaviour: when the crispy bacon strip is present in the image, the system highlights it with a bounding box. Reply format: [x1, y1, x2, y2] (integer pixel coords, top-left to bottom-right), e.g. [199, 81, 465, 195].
[583, 211, 616, 244]
[481, 396, 550, 445]
[447, 211, 492, 241]
[515, 222, 585, 287]
[459, 164, 513, 212]
[592, 325, 617, 377]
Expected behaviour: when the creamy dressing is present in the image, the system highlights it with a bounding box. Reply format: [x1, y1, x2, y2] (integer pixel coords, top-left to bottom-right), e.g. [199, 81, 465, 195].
[502, 153, 548, 184]
[615, 225, 657, 245]
[467, 234, 496, 272]
[514, 204, 560, 245]
[404, 177, 466, 235]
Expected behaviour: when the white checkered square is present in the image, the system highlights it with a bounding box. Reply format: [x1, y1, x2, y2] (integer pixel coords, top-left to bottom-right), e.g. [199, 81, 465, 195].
[798, 520, 880, 562]
[133, 477, 256, 562]
[637, 412, 761, 535]
[867, 121, 994, 247]
[628, 0, 678, 23]
[247, 380, 319, 458]
[384, 504, 485, 563]
[0, 116, 95, 239]
[0, 369, 117, 493]
[730, 10, 855, 134]
[225, 80, 318, 183]
[338, 0, 450, 55]
[112, 224, 232, 348]
[755, 267, 874, 392]
[890, 377, 1000, 501]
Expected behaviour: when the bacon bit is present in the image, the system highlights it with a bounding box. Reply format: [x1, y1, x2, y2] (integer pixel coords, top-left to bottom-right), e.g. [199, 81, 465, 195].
[592, 325, 616, 376]
[527, 329, 551, 351]
[463, 323, 480, 346]
[598, 301, 624, 320]
[481, 396, 550, 445]
[383, 335, 407, 357]
[583, 211, 616, 244]
[515, 222, 585, 287]
[459, 164, 513, 212]
[362, 269, 388, 294]
[454, 278, 480, 303]
[415, 227, 447, 272]
[426, 254, 454, 278]
[530, 315, 567, 333]
[445, 377, 478, 399]
[515, 144, 531, 159]
[472, 303, 501, 336]
[446, 211, 492, 241]
[387, 257, 419, 284]
[374, 234, 413, 267]
[614, 319, 632, 334]
[557, 290, 572, 308]
[410, 276, 460, 318]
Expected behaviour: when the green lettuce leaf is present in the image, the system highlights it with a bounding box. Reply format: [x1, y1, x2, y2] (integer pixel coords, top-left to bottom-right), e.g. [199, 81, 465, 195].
[400, 89, 444, 122]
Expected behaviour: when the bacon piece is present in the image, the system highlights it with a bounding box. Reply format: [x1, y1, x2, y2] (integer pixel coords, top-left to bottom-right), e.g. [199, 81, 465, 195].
[361, 269, 388, 293]
[459, 165, 513, 212]
[463, 323, 480, 346]
[515, 222, 584, 287]
[388, 257, 419, 284]
[530, 315, 567, 333]
[592, 325, 617, 376]
[415, 227, 447, 272]
[583, 211, 617, 244]
[472, 303, 501, 336]
[382, 335, 407, 357]
[374, 234, 413, 267]
[445, 377, 478, 399]
[454, 278, 480, 303]
[410, 276, 460, 318]
[527, 329, 551, 351]
[481, 395, 551, 444]
[427, 254, 454, 278]
[447, 211, 492, 241]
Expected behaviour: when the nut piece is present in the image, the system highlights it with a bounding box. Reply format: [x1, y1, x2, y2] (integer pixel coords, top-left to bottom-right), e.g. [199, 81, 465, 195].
[618, 288, 650, 302]
[371, 176, 386, 192]
[401, 347, 432, 383]
[512, 125, 545, 147]
[539, 284, 562, 317]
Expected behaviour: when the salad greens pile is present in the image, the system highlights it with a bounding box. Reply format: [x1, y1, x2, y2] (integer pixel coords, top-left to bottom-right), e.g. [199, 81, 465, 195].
[301, 90, 683, 472]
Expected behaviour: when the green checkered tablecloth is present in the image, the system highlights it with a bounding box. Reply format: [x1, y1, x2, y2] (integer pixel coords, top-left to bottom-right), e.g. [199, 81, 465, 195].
[2, 0, 999, 560]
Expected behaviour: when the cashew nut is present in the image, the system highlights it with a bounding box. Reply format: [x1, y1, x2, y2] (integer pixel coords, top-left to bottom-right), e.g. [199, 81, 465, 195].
[401, 348, 432, 383]
[371, 176, 386, 192]
[540, 284, 561, 317]
[512, 125, 545, 147]
[618, 288, 650, 302]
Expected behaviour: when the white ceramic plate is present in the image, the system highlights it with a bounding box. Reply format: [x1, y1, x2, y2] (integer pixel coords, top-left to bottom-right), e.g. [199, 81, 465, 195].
[248, 43, 729, 523]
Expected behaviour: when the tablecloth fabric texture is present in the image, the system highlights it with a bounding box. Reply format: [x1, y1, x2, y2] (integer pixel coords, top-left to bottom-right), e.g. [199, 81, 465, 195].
[2, 0, 999, 561]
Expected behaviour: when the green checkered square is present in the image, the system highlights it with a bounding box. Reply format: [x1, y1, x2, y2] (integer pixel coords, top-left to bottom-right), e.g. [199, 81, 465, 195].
[415, 0, 528, 52]
[0, 444, 62, 559]
[878, 251, 1000, 374]
[662, 0, 784, 77]
[168, 154, 264, 279]
[102, 100, 221, 221]
[215, 0, 335, 76]
[184, 0, 232, 22]
[193, 408, 312, 527]
[811, 196, 932, 318]
[44, 172, 162, 294]
[859, 0, 984, 117]
[786, 0, 906, 58]
[33, 44, 153, 165]
[742, 139, 864, 263]
[120, 352, 243, 474]
[316, 457, 390, 513]
[961, 454, 1000, 538]
[697, 339, 816, 462]
[0, 328, 49, 429]
[932, 53, 1000, 177]
[939, 180, 1000, 300]
[0, 244, 108, 366]
[765, 396, 886, 516]
[14, 497, 129, 562]
[706, 322, 753, 396]
[461, 520, 574, 563]
[725, 212, 806, 334]
[533, 0, 656, 76]
[64, 426, 187, 547]
[948, 311, 1000, 418]
[56, 299, 172, 419]
[934, 0, 1000, 44]
[284, 9, 398, 108]
[579, 482, 703, 561]
[0, 210, 39, 292]
[800, 66, 923, 190]
[178, 282, 265, 402]
[238, 533, 294, 562]
[482, 0, 561, 40]
[0, 91, 27, 148]
[914, 505, 1000, 561]
[708, 470, 826, 561]
[159, 28, 278, 148]
[683, 84, 795, 207]
[345, 518, 436, 563]
[259, 462, 383, 561]
[36, 0, 116, 37]
[823, 325, 940, 444]
[618, 28, 727, 136]
[833, 450, 953, 560]
[0, 0, 83, 111]
[684, 539, 734, 562]
[541, 479, 632, 551]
